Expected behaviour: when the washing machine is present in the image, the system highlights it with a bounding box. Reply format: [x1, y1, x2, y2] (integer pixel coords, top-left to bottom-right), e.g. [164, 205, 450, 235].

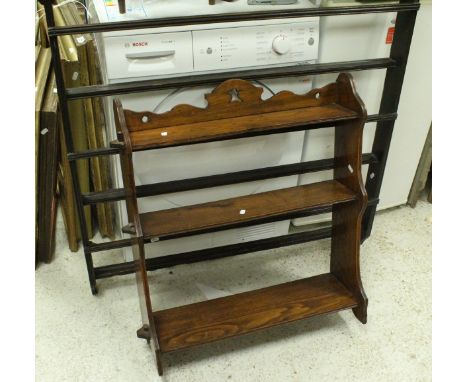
[90, 1, 321, 259]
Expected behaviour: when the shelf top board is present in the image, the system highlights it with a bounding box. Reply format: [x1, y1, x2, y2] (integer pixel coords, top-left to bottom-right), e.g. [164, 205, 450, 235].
[113, 76, 364, 151]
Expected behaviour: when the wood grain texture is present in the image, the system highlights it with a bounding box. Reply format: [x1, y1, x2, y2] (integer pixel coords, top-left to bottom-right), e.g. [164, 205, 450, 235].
[154, 273, 358, 352]
[331, 73, 368, 324]
[37, 71, 59, 264]
[136, 180, 356, 240]
[57, 117, 79, 252]
[112, 79, 357, 151]
[128, 105, 356, 151]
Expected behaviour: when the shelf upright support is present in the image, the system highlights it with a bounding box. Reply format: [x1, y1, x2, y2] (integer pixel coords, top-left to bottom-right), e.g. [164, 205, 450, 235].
[331, 73, 368, 323]
[41, 0, 98, 294]
[114, 99, 163, 375]
[361, 0, 419, 240]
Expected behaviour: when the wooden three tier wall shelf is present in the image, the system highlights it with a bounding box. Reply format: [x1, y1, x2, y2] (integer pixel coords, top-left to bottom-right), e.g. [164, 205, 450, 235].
[113, 73, 368, 375]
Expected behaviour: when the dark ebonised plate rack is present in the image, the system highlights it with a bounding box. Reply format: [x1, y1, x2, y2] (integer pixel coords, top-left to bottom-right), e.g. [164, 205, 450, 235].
[39, 0, 420, 297]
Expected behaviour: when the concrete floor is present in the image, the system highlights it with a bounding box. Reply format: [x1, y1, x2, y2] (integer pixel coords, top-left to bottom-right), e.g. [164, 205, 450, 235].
[36, 201, 431, 382]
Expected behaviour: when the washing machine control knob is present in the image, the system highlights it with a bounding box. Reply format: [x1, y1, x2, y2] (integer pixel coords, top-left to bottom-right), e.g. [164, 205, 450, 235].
[272, 35, 290, 55]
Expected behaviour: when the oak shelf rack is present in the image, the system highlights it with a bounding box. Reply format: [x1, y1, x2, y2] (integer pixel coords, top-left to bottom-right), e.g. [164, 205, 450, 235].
[114, 74, 368, 374]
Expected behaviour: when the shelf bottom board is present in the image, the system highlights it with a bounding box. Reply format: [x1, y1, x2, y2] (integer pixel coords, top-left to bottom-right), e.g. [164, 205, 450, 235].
[154, 273, 357, 353]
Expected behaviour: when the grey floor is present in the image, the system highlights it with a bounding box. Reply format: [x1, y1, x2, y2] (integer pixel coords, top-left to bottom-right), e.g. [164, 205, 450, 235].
[36, 201, 432, 382]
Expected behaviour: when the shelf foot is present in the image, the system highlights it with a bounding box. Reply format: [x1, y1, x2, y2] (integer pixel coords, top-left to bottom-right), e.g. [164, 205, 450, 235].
[156, 349, 163, 376]
[352, 299, 368, 324]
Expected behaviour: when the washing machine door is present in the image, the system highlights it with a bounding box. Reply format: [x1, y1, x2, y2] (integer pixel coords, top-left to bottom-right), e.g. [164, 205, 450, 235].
[128, 84, 304, 213]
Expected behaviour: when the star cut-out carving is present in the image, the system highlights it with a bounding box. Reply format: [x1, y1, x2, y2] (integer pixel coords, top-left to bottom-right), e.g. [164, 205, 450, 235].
[229, 88, 241, 102]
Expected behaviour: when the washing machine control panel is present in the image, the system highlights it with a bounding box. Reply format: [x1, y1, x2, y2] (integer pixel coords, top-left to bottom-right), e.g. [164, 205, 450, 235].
[193, 20, 319, 71]
[102, 19, 319, 80]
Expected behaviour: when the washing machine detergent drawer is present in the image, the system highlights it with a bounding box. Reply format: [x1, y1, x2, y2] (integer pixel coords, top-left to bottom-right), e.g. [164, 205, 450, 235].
[103, 31, 194, 81]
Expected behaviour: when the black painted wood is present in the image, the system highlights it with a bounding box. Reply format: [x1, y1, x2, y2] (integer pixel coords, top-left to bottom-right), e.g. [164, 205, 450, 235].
[67, 59, 396, 100]
[94, 228, 332, 279]
[82, 154, 378, 206]
[67, 146, 121, 161]
[362, 7, 419, 240]
[41, 0, 98, 294]
[46, 2, 420, 36]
